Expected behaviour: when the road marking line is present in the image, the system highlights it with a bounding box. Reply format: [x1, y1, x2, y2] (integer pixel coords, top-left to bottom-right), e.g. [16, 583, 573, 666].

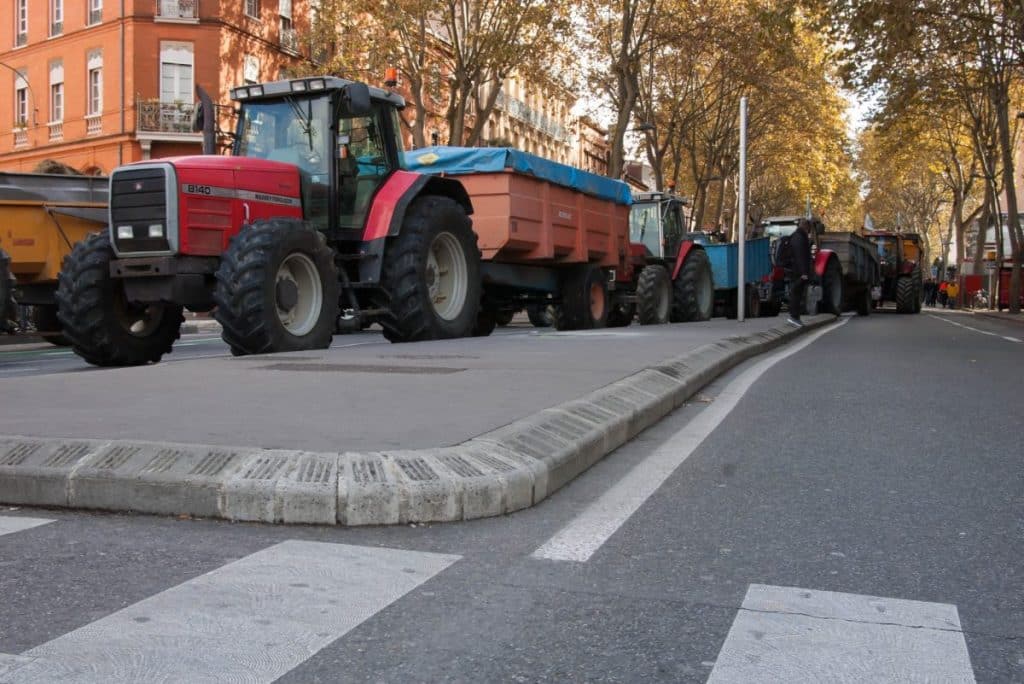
[707, 584, 975, 683]
[531, 318, 849, 563]
[1003, 336, 1021, 343]
[930, 314, 1020, 342]
[0, 516, 54, 537]
[11, 541, 459, 683]
[0, 368, 40, 374]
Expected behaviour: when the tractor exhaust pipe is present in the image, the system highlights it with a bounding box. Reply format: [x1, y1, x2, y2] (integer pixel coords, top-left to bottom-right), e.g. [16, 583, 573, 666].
[193, 85, 217, 155]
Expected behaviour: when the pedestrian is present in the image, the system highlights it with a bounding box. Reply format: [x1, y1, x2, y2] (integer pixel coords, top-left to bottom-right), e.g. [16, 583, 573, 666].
[946, 280, 959, 309]
[926, 279, 938, 307]
[938, 280, 949, 308]
[785, 219, 813, 327]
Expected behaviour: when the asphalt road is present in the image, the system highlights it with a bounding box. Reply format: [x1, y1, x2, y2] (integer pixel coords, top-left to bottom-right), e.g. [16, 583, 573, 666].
[1, 310, 1021, 682]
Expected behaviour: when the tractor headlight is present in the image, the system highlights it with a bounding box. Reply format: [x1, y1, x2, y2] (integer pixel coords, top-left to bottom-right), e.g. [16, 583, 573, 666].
[308, 79, 326, 90]
[148, 224, 165, 238]
[233, 87, 249, 99]
[117, 225, 133, 239]
[291, 80, 307, 92]
[248, 86, 263, 97]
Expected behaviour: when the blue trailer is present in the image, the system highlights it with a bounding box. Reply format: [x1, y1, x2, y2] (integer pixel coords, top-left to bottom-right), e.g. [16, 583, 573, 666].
[700, 238, 776, 318]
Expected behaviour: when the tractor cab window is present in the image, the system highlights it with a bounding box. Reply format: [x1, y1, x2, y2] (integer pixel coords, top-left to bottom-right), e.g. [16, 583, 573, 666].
[629, 203, 662, 257]
[662, 203, 684, 256]
[875, 237, 897, 263]
[336, 105, 390, 230]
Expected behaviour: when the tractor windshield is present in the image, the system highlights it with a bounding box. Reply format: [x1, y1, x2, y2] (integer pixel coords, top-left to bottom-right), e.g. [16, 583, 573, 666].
[236, 95, 331, 184]
[629, 202, 662, 257]
[874, 237, 897, 263]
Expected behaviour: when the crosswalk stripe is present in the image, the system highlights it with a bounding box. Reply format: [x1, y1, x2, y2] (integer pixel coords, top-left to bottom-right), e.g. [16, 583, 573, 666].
[9, 541, 460, 683]
[707, 584, 976, 683]
[0, 516, 54, 537]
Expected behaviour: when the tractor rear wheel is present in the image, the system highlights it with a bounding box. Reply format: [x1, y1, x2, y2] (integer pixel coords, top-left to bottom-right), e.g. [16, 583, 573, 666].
[33, 304, 71, 345]
[56, 232, 183, 366]
[670, 248, 713, 322]
[214, 219, 339, 355]
[556, 264, 608, 330]
[0, 248, 16, 333]
[379, 195, 481, 342]
[606, 302, 635, 327]
[818, 259, 843, 314]
[895, 275, 916, 313]
[637, 265, 671, 325]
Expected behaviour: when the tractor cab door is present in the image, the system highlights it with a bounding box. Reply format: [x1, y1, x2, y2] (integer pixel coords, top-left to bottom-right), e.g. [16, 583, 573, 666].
[661, 200, 686, 258]
[335, 104, 401, 231]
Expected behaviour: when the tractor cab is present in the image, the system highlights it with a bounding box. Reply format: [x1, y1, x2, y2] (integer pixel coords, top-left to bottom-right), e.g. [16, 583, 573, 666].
[629, 192, 689, 259]
[227, 77, 407, 235]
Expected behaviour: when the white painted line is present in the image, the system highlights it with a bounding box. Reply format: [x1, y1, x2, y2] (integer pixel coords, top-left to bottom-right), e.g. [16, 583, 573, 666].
[531, 318, 849, 563]
[0, 516, 54, 537]
[1003, 336, 1021, 343]
[12, 541, 459, 683]
[707, 584, 976, 683]
[930, 314, 1020, 342]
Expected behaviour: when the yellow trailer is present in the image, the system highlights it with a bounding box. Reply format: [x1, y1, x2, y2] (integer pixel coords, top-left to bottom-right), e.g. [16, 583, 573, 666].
[0, 172, 108, 341]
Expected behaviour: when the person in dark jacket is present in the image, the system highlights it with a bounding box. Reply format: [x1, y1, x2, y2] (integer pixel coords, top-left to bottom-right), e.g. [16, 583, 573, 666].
[787, 219, 813, 327]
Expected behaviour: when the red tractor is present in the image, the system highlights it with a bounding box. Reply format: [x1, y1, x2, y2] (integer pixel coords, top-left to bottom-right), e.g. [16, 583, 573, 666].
[57, 77, 483, 365]
[759, 215, 844, 316]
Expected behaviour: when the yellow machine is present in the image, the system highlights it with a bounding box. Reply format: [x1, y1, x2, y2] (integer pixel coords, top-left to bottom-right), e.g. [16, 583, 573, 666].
[0, 172, 108, 342]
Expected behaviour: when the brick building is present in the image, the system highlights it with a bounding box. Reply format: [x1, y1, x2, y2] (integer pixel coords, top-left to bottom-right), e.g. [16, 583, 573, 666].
[0, 0, 308, 174]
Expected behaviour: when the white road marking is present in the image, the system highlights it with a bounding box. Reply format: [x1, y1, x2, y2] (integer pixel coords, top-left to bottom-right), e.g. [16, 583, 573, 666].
[531, 318, 849, 563]
[0, 516, 54, 537]
[930, 314, 1021, 342]
[10, 541, 459, 683]
[707, 584, 975, 683]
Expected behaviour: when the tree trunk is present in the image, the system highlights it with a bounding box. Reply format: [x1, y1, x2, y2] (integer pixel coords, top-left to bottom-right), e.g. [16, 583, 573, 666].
[995, 89, 1022, 312]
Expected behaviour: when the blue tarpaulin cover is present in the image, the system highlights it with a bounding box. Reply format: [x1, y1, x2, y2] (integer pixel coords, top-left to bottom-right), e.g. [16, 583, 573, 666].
[404, 146, 633, 206]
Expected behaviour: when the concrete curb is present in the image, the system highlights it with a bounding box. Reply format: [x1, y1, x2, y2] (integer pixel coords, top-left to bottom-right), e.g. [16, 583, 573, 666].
[0, 315, 836, 526]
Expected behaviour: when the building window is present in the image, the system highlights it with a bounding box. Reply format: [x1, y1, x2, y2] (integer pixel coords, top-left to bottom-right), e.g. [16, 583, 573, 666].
[88, 0, 102, 25]
[49, 61, 64, 121]
[87, 52, 103, 115]
[50, 0, 63, 36]
[160, 42, 194, 103]
[245, 0, 259, 18]
[243, 55, 259, 86]
[15, 0, 28, 46]
[14, 72, 29, 127]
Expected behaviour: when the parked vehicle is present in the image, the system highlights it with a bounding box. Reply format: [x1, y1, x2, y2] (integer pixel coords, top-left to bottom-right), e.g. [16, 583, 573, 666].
[695, 235, 775, 318]
[759, 216, 845, 316]
[0, 172, 108, 343]
[864, 230, 922, 313]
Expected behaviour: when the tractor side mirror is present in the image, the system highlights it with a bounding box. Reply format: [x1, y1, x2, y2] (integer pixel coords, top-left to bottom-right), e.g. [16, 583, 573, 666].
[343, 83, 372, 117]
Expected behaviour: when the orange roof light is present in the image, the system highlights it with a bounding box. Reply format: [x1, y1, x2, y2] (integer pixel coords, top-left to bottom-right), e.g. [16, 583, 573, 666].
[384, 68, 398, 88]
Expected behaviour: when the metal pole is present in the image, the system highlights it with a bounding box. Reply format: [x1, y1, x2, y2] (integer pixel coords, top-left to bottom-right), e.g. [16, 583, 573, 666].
[737, 97, 748, 322]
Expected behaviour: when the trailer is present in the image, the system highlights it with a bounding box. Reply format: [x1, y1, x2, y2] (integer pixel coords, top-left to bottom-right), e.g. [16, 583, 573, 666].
[699, 237, 774, 318]
[406, 149, 713, 331]
[0, 172, 108, 340]
[819, 231, 880, 315]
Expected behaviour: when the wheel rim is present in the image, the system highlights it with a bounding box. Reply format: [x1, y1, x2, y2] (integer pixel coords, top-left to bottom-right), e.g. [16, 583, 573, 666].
[656, 277, 670, 321]
[589, 281, 606, 320]
[114, 290, 165, 338]
[425, 232, 468, 321]
[275, 252, 323, 336]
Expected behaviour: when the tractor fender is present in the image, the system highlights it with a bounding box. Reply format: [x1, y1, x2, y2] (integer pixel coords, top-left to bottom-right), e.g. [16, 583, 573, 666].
[899, 259, 918, 276]
[814, 249, 836, 278]
[359, 171, 475, 285]
[670, 240, 702, 281]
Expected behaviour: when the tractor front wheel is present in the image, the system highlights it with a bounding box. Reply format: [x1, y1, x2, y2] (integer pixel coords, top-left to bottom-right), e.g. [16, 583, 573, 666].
[637, 265, 671, 325]
[670, 249, 713, 322]
[214, 219, 339, 355]
[56, 232, 183, 366]
[895, 275, 916, 313]
[379, 196, 481, 342]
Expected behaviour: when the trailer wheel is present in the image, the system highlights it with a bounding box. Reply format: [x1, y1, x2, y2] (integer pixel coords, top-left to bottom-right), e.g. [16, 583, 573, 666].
[33, 305, 71, 346]
[637, 265, 671, 325]
[556, 264, 608, 330]
[670, 248, 713, 322]
[495, 309, 515, 326]
[214, 219, 339, 355]
[527, 303, 554, 328]
[379, 195, 481, 342]
[856, 288, 871, 316]
[746, 285, 761, 318]
[895, 275, 916, 313]
[473, 307, 497, 337]
[56, 232, 183, 366]
[606, 302, 635, 327]
[818, 259, 842, 314]
[0, 249, 16, 333]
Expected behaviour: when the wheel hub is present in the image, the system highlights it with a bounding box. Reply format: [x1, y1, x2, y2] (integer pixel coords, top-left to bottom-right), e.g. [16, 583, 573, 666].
[276, 278, 299, 311]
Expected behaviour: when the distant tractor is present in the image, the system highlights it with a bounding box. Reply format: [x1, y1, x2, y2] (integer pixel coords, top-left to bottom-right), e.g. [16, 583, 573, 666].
[865, 230, 922, 313]
[57, 77, 483, 366]
[622, 192, 713, 325]
[760, 216, 845, 316]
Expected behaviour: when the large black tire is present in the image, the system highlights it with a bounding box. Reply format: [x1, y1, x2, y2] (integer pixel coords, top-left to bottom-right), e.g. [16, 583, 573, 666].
[637, 265, 671, 325]
[527, 303, 553, 327]
[606, 302, 635, 327]
[378, 196, 481, 342]
[473, 307, 497, 337]
[746, 285, 761, 318]
[33, 304, 71, 346]
[214, 219, 339, 355]
[0, 248, 16, 333]
[912, 269, 923, 313]
[495, 309, 515, 326]
[670, 248, 713, 322]
[856, 288, 871, 316]
[556, 264, 608, 330]
[895, 275, 916, 313]
[56, 232, 183, 366]
[818, 258, 843, 314]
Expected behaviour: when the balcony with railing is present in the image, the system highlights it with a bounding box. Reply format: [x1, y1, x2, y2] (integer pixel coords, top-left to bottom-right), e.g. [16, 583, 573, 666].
[156, 0, 198, 21]
[86, 114, 102, 136]
[280, 27, 299, 55]
[13, 128, 28, 148]
[137, 99, 198, 135]
[48, 121, 63, 142]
